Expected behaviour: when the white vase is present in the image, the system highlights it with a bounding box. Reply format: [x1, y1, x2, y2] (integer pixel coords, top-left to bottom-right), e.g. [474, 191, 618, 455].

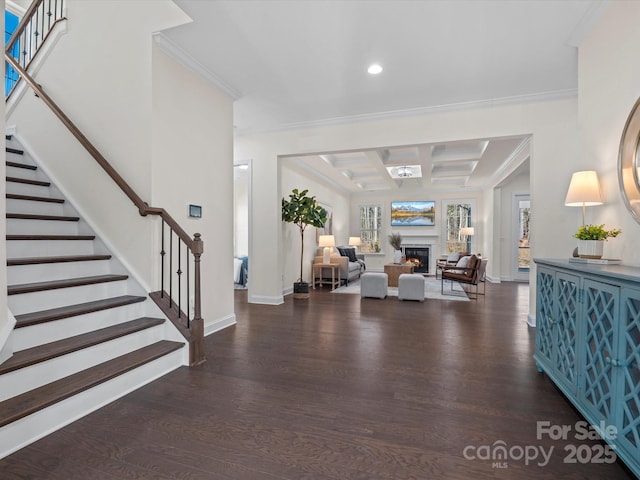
[393, 249, 403, 264]
[577, 239, 604, 259]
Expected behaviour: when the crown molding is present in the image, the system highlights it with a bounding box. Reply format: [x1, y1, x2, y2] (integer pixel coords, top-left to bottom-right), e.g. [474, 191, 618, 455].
[153, 32, 242, 101]
[566, 0, 611, 47]
[235, 89, 578, 136]
[484, 136, 532, 190]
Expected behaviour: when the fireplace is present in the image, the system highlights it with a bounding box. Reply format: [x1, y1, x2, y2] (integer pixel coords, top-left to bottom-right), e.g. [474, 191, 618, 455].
[402, 245, 430, 274]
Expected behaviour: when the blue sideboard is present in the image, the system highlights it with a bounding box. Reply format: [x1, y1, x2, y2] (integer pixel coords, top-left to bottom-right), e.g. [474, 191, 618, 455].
[534, 258, 640, 478]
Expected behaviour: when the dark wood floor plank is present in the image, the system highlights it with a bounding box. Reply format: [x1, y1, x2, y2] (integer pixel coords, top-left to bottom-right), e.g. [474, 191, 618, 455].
[0, 283, 635, 479]
[6, 234, 95, 241]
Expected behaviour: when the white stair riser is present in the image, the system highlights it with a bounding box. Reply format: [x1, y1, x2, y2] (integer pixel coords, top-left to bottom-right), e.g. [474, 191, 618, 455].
[11, 301, 149, 351]
[0, 324, 166, 402]
[6, 218, 79, 235]
[8, 260, 111, 285]
[0, 348, 184, 460]
[5, 182, 52, 198]
[5, 167, 40, 180]
[7, 239, 96, 258]
[6, 199, 65, 216]
[9, 280, 129, 315]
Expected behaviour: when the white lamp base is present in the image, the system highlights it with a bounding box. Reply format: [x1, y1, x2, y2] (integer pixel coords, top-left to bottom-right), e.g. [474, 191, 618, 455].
[323, 247, 331, 264]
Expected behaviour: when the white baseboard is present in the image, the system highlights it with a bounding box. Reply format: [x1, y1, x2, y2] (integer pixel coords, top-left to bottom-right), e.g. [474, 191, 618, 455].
[250, 294, 284, 305]
[528, 314, 536, 327]
[204, 314, 236, 336]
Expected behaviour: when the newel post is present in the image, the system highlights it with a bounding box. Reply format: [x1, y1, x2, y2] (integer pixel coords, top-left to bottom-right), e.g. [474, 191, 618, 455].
[190, 233, 205, 366]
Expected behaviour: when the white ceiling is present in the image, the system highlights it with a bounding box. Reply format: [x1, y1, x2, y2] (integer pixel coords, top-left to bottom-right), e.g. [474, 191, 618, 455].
[162, 0, 607, 192]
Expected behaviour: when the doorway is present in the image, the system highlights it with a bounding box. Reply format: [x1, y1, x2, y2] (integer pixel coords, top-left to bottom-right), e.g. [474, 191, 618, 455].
[233, 162, 251, 293]
[513, 194, 530, 282]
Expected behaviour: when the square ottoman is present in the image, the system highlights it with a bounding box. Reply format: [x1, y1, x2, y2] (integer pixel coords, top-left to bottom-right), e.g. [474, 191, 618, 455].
[398, 273, 425, 301]
[360, 272, 388, 299]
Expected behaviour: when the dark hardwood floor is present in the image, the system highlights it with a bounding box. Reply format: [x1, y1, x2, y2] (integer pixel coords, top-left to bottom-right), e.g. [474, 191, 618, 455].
[1, 282, 636, 479]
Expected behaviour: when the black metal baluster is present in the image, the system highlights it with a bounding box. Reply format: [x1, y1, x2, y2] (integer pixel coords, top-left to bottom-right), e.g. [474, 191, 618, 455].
[177, 240, 182, 318]
[160, 220, 165, 298]
[47, 0, 52, 30]
[169, 230, 173, 308]
[34, 7, 40, 51]
[187, 249, 190, 325]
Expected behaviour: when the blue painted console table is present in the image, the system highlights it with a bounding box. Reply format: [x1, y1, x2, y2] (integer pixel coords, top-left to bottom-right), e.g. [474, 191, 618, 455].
[534, 258, 640, 478]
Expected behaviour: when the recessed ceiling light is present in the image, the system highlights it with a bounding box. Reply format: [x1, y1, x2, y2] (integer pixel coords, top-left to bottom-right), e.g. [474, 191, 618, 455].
[368, 64, 383, 75]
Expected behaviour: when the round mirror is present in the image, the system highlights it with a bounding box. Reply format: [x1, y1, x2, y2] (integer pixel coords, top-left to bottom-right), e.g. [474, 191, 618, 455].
[618, 96, 640, 224]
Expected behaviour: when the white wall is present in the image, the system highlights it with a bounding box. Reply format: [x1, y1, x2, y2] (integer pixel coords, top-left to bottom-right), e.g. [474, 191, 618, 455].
[577, 1, 640, 264]
[151, 44, 235, 330]
[280, 160, 350, 291]
[350, 191, 482, 270]
[235, 97, 579, 315]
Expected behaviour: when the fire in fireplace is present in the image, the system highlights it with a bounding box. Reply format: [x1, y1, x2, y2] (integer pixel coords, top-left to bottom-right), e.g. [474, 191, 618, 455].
[402, 246, 430, 273]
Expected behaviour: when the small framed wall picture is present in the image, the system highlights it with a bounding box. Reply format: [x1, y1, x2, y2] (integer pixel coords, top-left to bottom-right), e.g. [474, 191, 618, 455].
[188, 204, 202, 218]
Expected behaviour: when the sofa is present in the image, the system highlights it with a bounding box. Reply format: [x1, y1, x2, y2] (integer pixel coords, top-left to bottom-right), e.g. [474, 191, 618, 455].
[313, 246, 365, 285]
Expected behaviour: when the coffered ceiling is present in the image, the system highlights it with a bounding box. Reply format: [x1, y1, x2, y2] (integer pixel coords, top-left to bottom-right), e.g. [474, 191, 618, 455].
[285, 136, 529, 194]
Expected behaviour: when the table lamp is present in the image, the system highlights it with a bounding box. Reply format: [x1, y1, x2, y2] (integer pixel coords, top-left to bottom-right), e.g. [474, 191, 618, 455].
[564, 170, 603, 225]
[318, 235, 335, 264]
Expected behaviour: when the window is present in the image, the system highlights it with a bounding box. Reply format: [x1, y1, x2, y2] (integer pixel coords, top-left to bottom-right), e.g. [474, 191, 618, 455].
[444, 203, 472, 253]
[5, 10, 20, 96]
[359, 205, 382, 253]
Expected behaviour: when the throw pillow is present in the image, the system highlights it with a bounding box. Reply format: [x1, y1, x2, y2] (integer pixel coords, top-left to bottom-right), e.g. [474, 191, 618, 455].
[336, 246, 347, 257]
[455, 256, 470, 268]
[343, 247, 358, 263]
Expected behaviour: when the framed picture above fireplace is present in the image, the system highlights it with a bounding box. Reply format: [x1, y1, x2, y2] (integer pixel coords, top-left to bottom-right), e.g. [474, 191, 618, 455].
[390, 201, 436, 226]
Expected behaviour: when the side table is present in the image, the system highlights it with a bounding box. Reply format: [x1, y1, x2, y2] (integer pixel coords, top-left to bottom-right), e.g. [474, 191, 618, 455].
[384, 263, 415, 287]
[312, 263, 341, 290]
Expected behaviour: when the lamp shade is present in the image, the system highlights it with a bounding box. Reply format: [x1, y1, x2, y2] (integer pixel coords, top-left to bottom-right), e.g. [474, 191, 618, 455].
[348, 236, 361, 246]
[460, 227, 475, 236]
[565, 171, 603, 206]
[318, 235, 335, 247]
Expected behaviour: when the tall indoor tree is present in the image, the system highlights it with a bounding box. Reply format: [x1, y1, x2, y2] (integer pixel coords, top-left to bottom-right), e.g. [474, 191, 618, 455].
[282, 189, 327, 296]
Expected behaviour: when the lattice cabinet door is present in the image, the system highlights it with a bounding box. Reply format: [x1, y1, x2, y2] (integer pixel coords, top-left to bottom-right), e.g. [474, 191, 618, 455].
[615, 287, 640, 462]
[535, 267, 556, 368]
[580, 279, 620, 424]
[553, 272, 580, 395]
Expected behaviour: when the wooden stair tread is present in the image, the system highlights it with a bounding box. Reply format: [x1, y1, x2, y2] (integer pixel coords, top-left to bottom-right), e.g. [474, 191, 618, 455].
[8, 274, 129, 295]
[7, 213, 79, 221]
[8, 255, 112, 266]
[6, 193, 64, 203]
[6, 147, 24, 155]
[6, 176, 50, 187]
[6, 234, 96, 241]
[6, 161, 36, 170]
[0, 341, 184, 428]
[0, 317, 165, 375]
[15, 295, 146, 327]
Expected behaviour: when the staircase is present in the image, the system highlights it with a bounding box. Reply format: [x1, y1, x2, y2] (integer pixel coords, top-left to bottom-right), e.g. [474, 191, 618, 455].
[0, 136, 186, 458]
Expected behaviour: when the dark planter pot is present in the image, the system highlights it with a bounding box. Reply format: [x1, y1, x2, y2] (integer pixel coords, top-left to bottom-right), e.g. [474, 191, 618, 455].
[293, 281, 310, 299]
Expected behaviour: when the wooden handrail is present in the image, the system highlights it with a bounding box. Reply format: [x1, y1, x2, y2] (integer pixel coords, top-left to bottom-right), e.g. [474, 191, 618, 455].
[5, 0, 45, 54]
[4, 55, 198, 251]
[5, 50, 205, 365]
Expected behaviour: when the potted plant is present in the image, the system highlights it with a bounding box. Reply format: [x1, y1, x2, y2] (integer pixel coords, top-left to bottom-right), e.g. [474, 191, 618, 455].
[282, 189, 327, 298]
[574, 224, 621, 259]
[388, 232, 403, 264]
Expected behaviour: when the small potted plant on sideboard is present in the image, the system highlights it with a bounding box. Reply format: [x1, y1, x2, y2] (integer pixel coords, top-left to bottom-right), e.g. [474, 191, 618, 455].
[573, 224, 621, 259]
